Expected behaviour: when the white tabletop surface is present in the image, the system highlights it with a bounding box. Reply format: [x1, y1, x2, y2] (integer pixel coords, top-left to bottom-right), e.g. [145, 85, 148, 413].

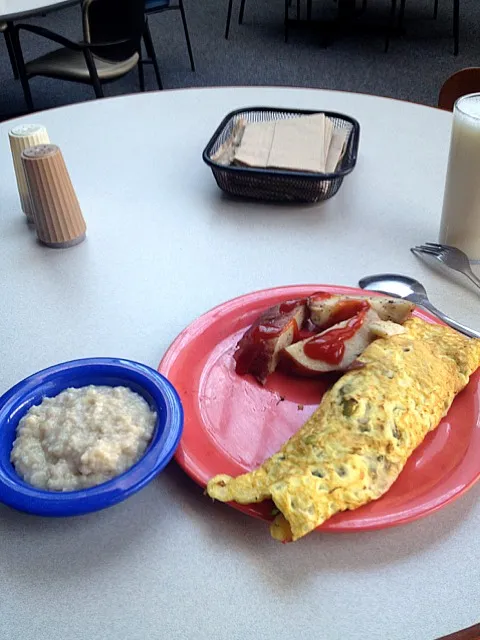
[0, 0, 77, 21]
[1, 87, 479, 640]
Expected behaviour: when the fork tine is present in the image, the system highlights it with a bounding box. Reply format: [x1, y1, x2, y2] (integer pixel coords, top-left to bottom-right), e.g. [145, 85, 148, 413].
[412, 246, 441, 255]
[425, 242, 454, 251]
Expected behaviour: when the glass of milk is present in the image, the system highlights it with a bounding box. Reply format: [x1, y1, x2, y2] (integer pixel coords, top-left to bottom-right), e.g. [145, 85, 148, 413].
[439, 93, 480, 261]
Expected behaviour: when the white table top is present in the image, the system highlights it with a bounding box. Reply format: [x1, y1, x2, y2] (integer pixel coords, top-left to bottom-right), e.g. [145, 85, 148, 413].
[1, 87, 479, 640]
[0, 0, 77, 21]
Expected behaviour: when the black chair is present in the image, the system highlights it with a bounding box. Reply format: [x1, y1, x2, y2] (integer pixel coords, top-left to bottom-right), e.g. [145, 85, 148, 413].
[13, 0, 162, 112]
[1, 21, 19, 79]
[384, 0, 399, 51]
[144, 0, 195, 71]
[335, 0, 399, 52]
[225, 0, 396, 48]
[224, 0, 299, 41]
[398, 0, 459, 55]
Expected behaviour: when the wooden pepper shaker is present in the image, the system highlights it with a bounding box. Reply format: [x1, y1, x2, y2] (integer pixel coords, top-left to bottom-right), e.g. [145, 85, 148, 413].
[21, 144, 86, 248]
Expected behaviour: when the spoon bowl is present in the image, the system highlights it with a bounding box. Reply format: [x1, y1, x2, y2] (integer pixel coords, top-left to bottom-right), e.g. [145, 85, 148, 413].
[358, 273, 427, 301]
[358, 273, 480, 339]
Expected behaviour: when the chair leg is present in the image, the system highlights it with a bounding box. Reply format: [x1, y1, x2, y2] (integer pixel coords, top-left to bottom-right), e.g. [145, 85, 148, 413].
[4, 23, 19, 79]
[361, 0, 367, 11]
[284, 0, 289, 42]
[143, 19, 163, 90]
[11, 27, 34, 111]
[179, 0, 195, 71]
[307, 0, 312, 20]
[398, 0, 406, 28]
[385, 0, 396, 52]
[84, 49, 104, 98]
[239, 0, 246, 24]
[225, 0, 233, 38]
[433, 0, 438, 19]
[453, 0, 459, 55]
[138, 58, 145, 92]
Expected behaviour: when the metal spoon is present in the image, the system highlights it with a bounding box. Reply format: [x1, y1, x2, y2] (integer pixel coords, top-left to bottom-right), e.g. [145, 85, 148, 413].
[358, 273, 480, 339]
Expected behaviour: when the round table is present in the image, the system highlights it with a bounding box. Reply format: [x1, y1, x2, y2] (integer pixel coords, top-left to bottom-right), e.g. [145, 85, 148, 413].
[1, 87, 478, 640]
[0, 0, 78, 21]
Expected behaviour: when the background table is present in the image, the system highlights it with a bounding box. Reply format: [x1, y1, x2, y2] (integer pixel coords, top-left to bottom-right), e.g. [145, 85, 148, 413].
[0, 0, 80, 84]
[1, 87, 478, 640]
[0, 0, 78, 21]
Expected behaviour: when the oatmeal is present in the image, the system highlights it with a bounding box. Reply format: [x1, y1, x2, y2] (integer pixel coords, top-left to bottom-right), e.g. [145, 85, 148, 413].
[11, 385, 156, 491]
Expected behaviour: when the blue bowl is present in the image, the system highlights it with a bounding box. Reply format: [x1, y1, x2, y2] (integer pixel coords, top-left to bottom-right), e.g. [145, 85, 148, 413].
[0, 358, 184, 517]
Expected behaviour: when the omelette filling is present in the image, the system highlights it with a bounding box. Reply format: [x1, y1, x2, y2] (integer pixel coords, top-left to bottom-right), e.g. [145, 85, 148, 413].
[207, 318, 480, 541]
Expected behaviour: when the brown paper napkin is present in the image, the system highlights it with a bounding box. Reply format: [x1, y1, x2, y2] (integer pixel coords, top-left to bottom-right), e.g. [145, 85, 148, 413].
[213, 113, 349, 175]
[211, 118, 246, 166]
[323, 116, 334, 168]
[325, 127, 349, 173]
[267, 114, 328, 173]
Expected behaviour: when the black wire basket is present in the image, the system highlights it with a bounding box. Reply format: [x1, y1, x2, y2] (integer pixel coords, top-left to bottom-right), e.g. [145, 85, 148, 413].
[202, 106, 360, 203]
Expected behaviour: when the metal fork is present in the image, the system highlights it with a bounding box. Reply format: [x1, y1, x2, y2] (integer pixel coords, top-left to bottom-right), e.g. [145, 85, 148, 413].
[411, 242, 480, 292]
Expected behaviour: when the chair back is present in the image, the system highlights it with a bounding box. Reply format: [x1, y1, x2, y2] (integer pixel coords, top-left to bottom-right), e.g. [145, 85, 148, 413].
[83, 0, 145, 61]
[438, 68, 480, 111]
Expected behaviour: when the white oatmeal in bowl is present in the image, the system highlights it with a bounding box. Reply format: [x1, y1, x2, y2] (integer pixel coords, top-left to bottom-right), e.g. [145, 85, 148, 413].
[11, 385, 157, 491]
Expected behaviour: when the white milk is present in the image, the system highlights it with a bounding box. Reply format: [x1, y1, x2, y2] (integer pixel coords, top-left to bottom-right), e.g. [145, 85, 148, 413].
[439, 93, 480, 261]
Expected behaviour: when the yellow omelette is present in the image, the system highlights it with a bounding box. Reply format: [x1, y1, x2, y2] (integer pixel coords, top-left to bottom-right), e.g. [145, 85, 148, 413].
[207, 317, 480, 542]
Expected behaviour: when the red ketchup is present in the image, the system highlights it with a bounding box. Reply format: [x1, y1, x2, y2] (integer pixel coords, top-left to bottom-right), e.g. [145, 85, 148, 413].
[251, 299, 303, 341]
[279, 298, 306, 313]
[309, 292, 333, 301]
[234, 299, 304, 374]
[234, 344, 260, 375]
[303, 309, 368, 365]
[327, 299, 370, 328]
[310, 293, 370, 330]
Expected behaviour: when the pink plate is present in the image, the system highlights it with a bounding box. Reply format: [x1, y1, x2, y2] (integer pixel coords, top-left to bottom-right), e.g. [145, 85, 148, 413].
[159, 285, 480, 532]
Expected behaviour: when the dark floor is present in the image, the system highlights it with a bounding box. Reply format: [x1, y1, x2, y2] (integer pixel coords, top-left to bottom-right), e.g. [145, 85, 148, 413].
[0, 0, 479, 120]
